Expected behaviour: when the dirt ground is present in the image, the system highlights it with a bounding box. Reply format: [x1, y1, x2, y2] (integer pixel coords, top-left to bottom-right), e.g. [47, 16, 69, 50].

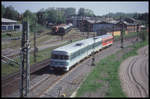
[119, 45, 149, 97]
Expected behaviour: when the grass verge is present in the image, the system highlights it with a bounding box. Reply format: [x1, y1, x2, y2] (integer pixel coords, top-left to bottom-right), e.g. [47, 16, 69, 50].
[76, 40, 148, 97]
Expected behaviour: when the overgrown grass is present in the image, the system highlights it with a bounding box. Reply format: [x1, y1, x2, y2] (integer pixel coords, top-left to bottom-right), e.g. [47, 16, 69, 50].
[2, 31, 22, 38]
[76, 40, 148, 97]
[1, 63, 20, 77]
[2, 40, 21, 49]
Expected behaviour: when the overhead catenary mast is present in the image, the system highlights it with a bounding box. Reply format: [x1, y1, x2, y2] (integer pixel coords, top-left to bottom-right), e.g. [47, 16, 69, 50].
[19, 17, 30, 97]
[120, 17, 124, 48]
[33, 21, 38, 63]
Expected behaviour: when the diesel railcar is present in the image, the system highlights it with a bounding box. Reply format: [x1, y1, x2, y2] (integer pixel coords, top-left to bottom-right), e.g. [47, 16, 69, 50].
[52, 23, 73, 35]
[50, 33, 113, 71]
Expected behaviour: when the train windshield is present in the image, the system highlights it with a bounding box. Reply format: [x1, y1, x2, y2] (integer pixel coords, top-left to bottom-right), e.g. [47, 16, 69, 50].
[59, 28, 65, 33]
[51, 54, 69, 60]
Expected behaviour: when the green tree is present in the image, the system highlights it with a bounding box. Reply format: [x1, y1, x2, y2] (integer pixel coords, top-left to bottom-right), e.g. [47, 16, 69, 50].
[44, 8, 66, 25]
[4, 5, 19, 20]
[23, 10, 37, 32]
[84, 9, 95, 16]
[78, 8, 95, 16]
[37, 8, 45, 25]
[56, 9, 65, 24]
[1, 5, 6, 17]
[65, 7, 76, 17]
[37, 7, 76, 25]
[78, 8, 85, 16]
[45, 8, 58, 24]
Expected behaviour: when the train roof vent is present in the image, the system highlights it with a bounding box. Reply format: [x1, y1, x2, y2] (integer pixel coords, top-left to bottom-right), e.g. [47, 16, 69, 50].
[94, 37, 98, 39]
[75, 43, 83, 46]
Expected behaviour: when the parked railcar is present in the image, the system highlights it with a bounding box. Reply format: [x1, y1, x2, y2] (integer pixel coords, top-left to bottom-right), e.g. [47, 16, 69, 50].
[50, 33, 113, 71]
[51, 23, 73, 35]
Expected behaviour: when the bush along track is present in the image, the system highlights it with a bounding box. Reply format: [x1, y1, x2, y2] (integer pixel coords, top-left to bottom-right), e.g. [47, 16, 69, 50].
[76, 40, 148, 97]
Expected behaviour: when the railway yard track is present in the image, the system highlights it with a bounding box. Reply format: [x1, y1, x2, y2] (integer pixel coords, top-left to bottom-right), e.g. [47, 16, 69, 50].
[2, 36, 145, 97]
[2, 59, 50, 96]
[119, 45, 148, 97]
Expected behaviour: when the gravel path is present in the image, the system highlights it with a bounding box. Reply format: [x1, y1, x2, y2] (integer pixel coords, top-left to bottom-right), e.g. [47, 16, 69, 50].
[119, 45, 149, 97]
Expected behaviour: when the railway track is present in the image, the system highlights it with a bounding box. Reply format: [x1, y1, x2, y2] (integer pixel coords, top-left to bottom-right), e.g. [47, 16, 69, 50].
[2, 58, 50, 96]
[29, 58, 87, 97]
[127, 57, 148, 97]
[2, 36, 139, 97]
[29, 69, 66, 97]
[120, 46, 148, 97]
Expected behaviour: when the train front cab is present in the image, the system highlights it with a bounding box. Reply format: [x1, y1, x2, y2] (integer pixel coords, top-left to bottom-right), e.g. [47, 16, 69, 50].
[50, 52, 70, 71]
[52, 26, 59, 35]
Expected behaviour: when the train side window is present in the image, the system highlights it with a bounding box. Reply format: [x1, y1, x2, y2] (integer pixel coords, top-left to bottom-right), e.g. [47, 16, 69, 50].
[81, 49, 83, 54]
[78, 50, 81, 55]
[75, 51, 78, 57]
[72, 53, 75, 59]
[74, 53, 76, 58]
[72, 53, 75, 58]
[76, 51, 78, 57]
[83, 47, 86, 53]
[65, 55, 69, 60]
[89, 45, 91, 49]
[60, 55, 63, 59]
[55, 55, 59, 59]
[70, 54, 73, 60]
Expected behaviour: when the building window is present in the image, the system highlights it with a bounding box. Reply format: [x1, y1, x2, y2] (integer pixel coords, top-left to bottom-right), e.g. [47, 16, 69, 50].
[14, 25, 20, 30]
[8, 26, 13, 30]
[2, 26, 7, 30]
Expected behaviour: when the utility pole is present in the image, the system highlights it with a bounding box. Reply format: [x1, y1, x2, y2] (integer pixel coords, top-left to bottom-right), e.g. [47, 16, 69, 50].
[34, 21, 38, 63]
[136, 24, 139, 41]
[91, 15, 96, 67]
[87, 22, 90, 38]
[91, 33, 96, 66]
[95, 16, 97, 36]
[120, 18, 124, 48]
[91, 15, 97, 66]
[82, 15, 84, 36]
[56, 8, 58, 25]
[20, 20, 30, 97]
[112, 22, 115, 41]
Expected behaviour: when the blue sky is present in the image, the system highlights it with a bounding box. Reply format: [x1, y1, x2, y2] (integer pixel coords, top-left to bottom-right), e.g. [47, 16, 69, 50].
[2, 1, 149, 16]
